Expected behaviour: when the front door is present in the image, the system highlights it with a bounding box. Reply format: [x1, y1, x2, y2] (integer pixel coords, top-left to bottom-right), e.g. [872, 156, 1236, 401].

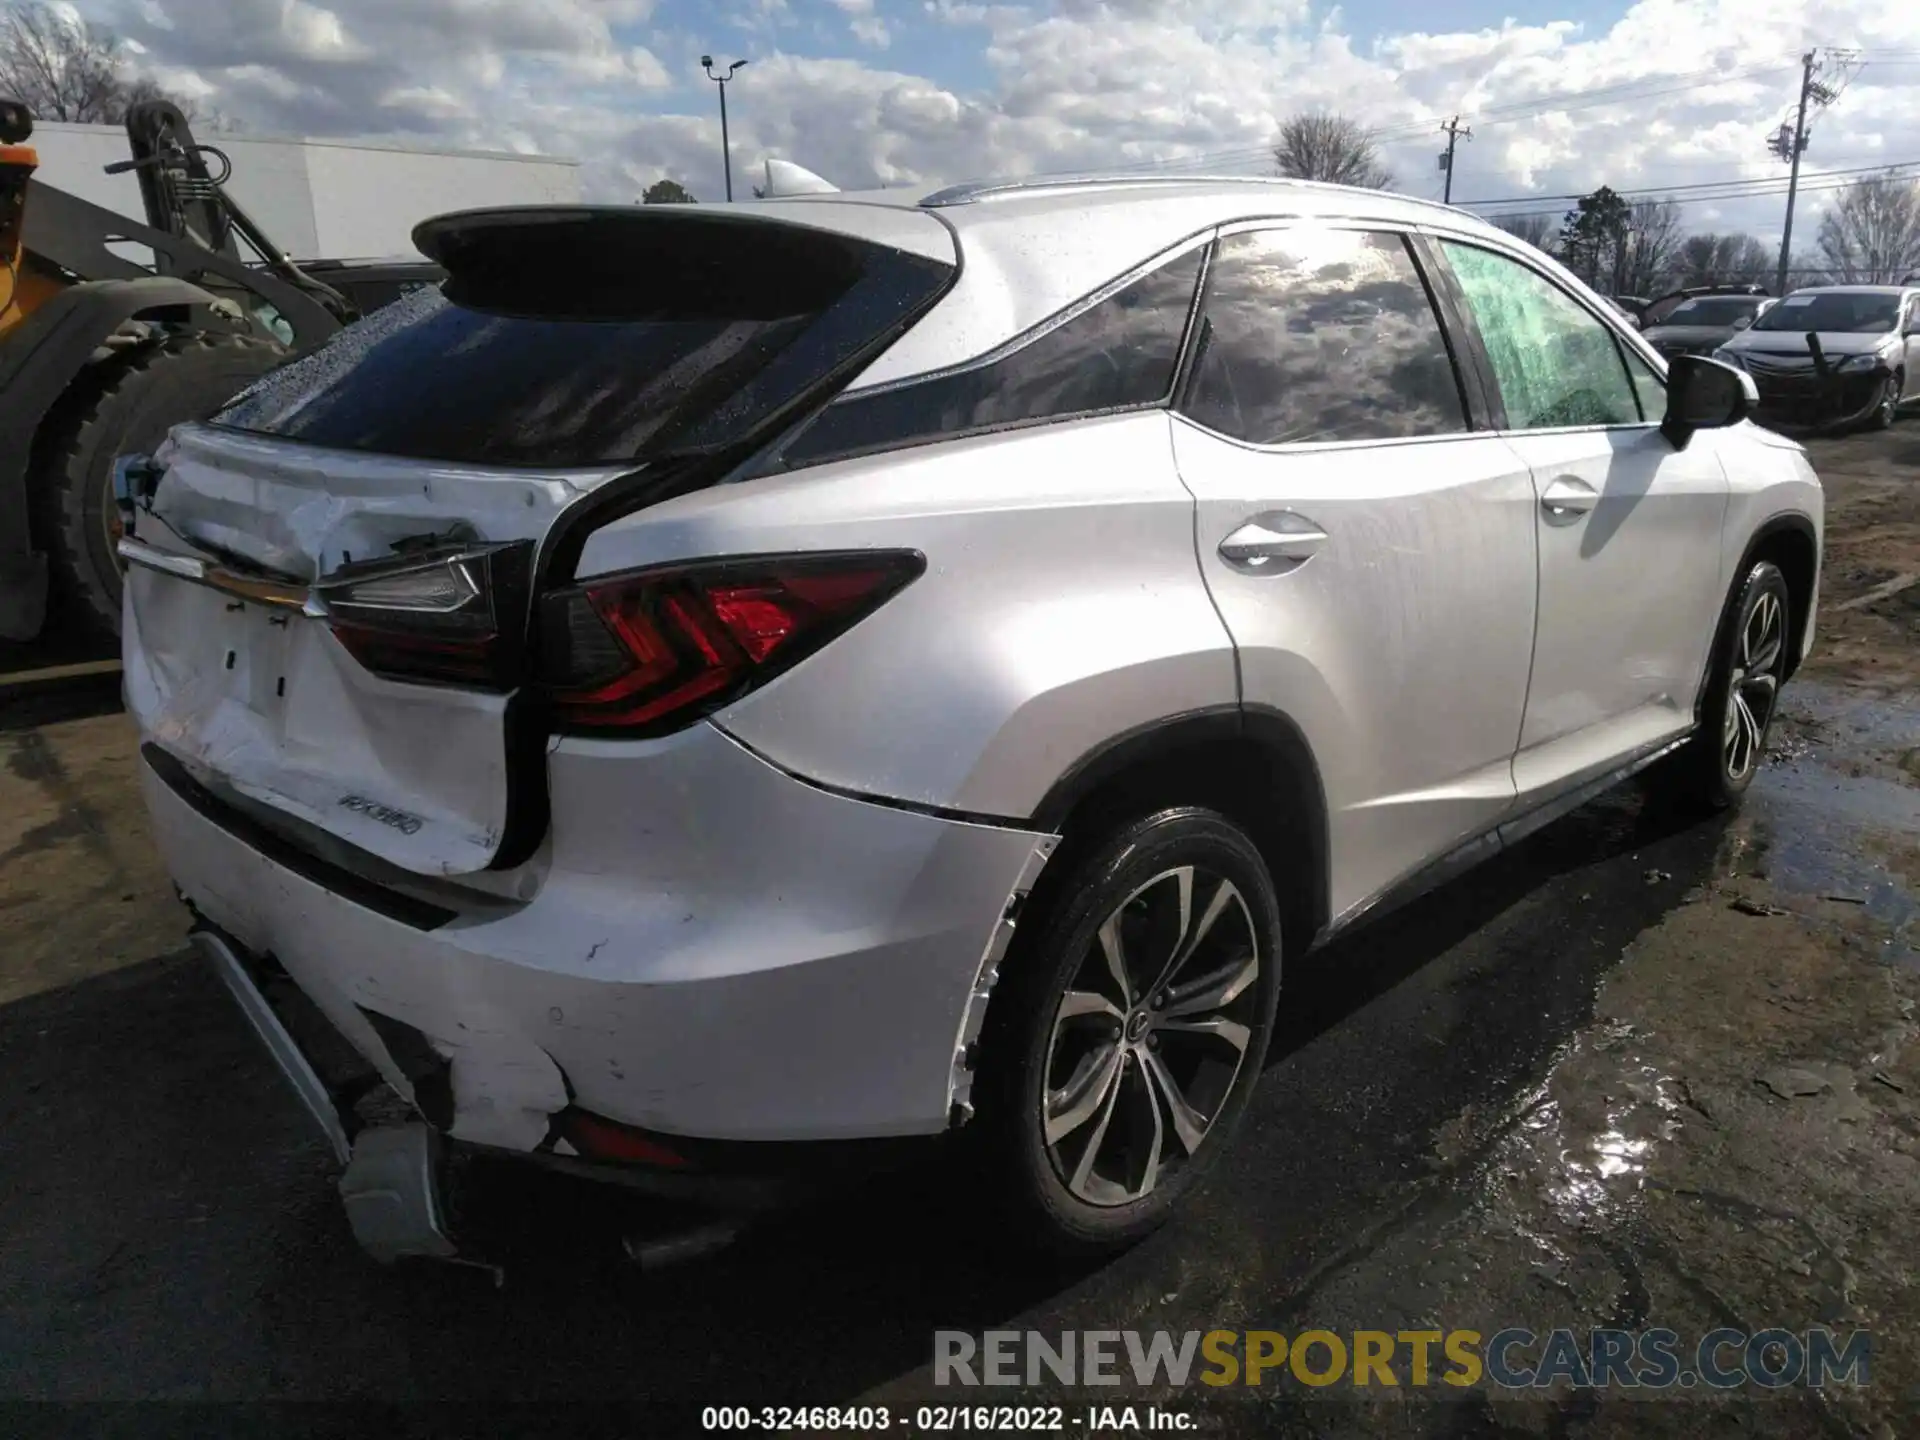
[1169, 225, 1539, 921]
[1430, 238, 1730, 802]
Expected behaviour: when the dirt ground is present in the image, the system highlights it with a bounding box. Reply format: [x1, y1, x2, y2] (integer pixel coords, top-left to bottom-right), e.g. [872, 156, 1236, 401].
[0, 426, 1914, 1434]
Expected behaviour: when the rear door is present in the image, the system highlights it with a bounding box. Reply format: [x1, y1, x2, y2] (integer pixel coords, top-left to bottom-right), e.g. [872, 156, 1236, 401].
[1169, 224, 1539, 921]
[123, 206, 957, 876]
[1428, 237, 1729, 802]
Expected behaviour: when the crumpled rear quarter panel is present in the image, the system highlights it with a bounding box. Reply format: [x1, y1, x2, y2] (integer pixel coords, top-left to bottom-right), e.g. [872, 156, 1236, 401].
[145, 721, 1049, 1145]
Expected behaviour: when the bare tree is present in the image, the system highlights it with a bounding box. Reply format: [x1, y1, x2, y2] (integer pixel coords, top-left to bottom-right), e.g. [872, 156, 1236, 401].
[0, 2, 180, 123]
[1817, 171, 1920, 285]
[1491, 212, 1556, 253]
[1617, 198, 1684, 296]
[1678, 233, 1776, 287]
[1272, 112, 1393, 190]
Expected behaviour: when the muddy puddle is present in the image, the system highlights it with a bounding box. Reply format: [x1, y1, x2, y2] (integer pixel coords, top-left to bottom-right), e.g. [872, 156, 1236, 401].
[1187, 678, 1920, 1435]
[1742, 682, 1920, 965]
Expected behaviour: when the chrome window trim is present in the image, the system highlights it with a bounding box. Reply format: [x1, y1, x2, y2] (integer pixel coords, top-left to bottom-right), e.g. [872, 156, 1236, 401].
[1170, 411, 1499, 457]
[843, 227, 1218, 402]
[1173, 220, 1485, 451]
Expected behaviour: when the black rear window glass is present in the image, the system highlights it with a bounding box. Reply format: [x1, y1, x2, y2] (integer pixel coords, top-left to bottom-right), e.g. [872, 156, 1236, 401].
[1661, 297, 1764, 326]
[781, 246, 1204, 467]
[213, 213, 952, 468]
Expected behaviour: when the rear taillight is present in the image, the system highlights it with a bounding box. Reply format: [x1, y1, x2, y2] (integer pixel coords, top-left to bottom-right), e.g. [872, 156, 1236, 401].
[558, 1109, 692, 1168]
[540, 551, 923, 735]
[318, 541, 531, 689]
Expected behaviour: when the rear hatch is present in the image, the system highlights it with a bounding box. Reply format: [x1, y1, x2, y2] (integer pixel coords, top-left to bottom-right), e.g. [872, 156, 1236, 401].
[123, 204, 956, 877]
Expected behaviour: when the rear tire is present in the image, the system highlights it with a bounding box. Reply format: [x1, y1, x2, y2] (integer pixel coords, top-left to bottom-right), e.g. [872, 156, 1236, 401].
[1659, 559, 1793, 811]
[31, 332, 286, 635]
[973, 807, 1282, 1257]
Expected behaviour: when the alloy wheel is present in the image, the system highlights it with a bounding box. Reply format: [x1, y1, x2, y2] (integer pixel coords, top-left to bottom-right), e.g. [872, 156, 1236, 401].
[1723, 588, 1785, 782]
[1041, 865, 1262, 1207]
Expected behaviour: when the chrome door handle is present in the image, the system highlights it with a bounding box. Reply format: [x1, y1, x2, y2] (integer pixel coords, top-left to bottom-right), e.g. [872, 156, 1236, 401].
[1539, 476, 1598, 520]
[1218, 513, 1327, 571]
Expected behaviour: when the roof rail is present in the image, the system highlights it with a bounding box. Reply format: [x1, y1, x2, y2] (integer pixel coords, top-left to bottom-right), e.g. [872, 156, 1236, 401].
[919, 172, 1322, 207]
[916, 171, 1481, 224]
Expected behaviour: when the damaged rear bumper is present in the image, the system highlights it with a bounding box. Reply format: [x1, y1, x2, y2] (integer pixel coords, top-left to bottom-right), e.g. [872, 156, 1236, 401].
[144, 719, 1053, 1179]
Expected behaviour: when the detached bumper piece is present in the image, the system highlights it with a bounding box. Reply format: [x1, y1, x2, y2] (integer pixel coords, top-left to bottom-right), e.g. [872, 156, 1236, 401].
[195, 929, 356, 1165]
[192, 920, 924, 1274]
[195, 927, 467, 1266]
[337, 1124, 460, 1265]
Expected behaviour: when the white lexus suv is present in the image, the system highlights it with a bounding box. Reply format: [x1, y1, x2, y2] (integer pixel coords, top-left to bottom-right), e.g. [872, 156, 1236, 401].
[118, 175, 1823, 1262]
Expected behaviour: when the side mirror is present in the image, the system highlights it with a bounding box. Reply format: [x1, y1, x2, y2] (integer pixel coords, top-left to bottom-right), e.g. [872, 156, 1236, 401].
[1731, 315, 1753, 330]
[1662, 355, 1756, 450]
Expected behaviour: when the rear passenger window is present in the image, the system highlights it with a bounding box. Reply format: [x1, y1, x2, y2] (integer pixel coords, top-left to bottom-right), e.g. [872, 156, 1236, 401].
[1180, 228, 1466, 446]
[782, 247, 1204, 466]
[1439, 241, 1641, 430]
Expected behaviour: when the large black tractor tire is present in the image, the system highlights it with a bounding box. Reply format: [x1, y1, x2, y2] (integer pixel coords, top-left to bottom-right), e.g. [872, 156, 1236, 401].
[31, 333, 286, 635]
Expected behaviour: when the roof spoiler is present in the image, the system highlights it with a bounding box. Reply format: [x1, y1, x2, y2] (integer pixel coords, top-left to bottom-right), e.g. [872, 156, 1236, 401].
[758, 159, 839, 198]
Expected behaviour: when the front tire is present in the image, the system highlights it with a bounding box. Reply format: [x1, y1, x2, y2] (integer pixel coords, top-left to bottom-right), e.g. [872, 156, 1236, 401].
[1663, 559, 1792, 810]
[974, 808, 1282, 1256]
[1864, 372, 1901, 432]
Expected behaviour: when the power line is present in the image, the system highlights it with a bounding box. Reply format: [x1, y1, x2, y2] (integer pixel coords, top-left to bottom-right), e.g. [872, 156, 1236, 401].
[1042, 60, 1800, 184]
[1469, 165, 1920, 224]
[1458, 156, 1920, 211]
[1380, 60, 1794, 135]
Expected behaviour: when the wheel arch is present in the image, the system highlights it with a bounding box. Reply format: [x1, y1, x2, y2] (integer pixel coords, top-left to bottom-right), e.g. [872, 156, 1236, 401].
[1029, 704, 1331, 959]
[1739, 512, 1819, 682]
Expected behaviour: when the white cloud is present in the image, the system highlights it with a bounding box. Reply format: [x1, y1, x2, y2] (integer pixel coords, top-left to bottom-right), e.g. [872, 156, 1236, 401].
[78, 0, 1920, 245]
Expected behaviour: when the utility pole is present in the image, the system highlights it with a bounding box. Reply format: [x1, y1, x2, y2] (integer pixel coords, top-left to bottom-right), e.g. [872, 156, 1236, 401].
[1438, 116, 1472, 204]
[701, 55, 749, 201]
[1770, 49, 1837, 294]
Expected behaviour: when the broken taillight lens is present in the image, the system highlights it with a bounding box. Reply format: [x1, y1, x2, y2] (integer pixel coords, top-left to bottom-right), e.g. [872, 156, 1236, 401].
[540, 551, 923, 735]
[318, 541, 532, 689]
[559, 1109, 692, 1168]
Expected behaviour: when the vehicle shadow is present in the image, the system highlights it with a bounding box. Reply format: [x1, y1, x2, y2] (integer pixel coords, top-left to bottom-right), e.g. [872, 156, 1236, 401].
[0, 779, 1727, 1415]
[1269, 773, 1718, 1061]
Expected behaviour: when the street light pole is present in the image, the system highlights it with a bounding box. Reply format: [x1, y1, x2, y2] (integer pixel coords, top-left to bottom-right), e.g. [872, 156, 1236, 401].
[701, 55, 748, 201]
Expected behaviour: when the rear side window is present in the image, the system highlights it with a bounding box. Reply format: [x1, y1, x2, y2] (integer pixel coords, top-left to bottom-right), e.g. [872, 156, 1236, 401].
[1181, 228, 1467, 446]
[1440, 241, 1640, 429]
[780, 246, 1204, 467]
[212, 213, 953, 468]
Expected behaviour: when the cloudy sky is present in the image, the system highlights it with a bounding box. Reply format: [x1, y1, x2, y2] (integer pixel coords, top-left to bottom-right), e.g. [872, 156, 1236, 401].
[87, 0, 1920, 244]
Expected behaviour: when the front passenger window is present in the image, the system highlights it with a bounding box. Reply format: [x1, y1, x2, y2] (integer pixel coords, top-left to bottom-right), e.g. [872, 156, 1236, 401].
[1440, 242, 1641, 430]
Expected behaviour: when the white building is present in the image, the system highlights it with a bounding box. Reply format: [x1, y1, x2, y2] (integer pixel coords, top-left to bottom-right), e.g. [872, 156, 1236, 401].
[27, 122, 580, 261]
